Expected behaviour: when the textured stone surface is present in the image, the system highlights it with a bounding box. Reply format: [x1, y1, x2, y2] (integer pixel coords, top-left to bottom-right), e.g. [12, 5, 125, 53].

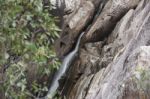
[55, 0, 96, 58]
[84, 0, 140, 43]
[59, 0, 150, 99]
[54, 0, 140, 59]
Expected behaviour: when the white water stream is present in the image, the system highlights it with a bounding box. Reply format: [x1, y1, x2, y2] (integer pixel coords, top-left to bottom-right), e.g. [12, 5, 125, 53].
[44, 32, 84, 99]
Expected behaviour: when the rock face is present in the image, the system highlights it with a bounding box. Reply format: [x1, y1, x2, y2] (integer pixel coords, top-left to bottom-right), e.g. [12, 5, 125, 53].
[54, 0, 103, 58]
[54, 0, 140, 59]
[54, 0, 150, 99]
[84, 0, 140, 43]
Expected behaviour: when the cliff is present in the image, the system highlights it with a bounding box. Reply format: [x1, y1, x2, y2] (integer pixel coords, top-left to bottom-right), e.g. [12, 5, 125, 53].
[54, 0, 150, 99]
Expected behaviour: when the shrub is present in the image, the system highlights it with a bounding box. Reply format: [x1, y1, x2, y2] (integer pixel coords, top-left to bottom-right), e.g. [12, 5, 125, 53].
[0, 0, 60, 98]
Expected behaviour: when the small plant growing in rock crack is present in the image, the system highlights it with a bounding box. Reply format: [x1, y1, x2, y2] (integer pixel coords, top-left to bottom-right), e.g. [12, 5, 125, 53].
[133, 65, 150, 93]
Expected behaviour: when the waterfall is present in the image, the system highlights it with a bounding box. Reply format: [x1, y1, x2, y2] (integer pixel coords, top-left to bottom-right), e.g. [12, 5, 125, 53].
[44, 32, 84, 99]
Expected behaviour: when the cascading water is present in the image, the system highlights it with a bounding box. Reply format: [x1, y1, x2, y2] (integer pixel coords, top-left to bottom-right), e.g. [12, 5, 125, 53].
[44, 32, 84, 99]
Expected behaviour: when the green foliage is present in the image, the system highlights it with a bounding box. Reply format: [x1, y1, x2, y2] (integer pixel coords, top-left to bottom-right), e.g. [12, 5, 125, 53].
[0, 0, 61, 98]
[133, 65, 150, 91]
